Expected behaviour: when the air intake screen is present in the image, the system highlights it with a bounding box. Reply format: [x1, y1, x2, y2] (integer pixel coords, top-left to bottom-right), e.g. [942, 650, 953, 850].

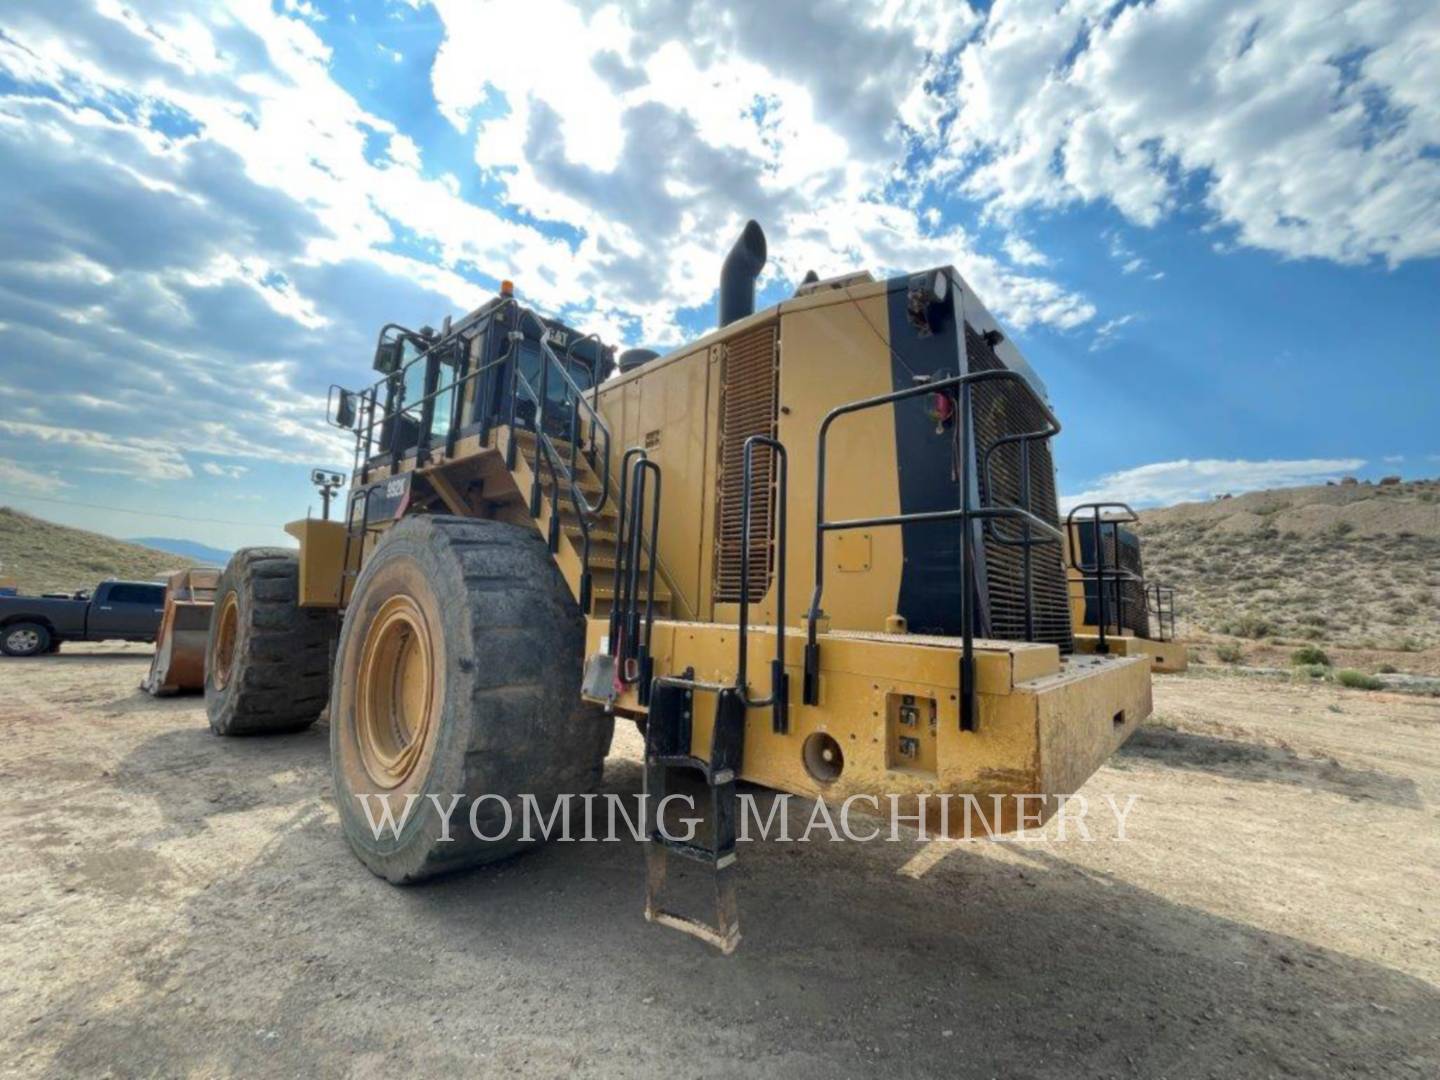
[966, 325, 1074, 652]
[713, 321, 780, 603]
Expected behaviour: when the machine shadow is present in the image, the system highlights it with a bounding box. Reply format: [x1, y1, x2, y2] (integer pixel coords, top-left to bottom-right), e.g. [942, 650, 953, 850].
[1115, 723, 1422, 809]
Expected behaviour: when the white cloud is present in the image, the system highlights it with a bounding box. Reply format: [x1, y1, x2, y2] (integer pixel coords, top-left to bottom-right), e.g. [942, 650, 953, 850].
[0, 457, 70, 492]
[940, 0, 1440, 267]
[1062, 456, 1366, 510]
[1089, 313, 1136, 352]
[0, 420, 192, 482]
[200, 461, 248, 478]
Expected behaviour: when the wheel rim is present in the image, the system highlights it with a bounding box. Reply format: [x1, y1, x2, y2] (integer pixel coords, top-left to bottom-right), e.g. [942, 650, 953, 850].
[356, 594, 436, 789]
[6, 628, 39, 654]
[211, 592, 239, 689]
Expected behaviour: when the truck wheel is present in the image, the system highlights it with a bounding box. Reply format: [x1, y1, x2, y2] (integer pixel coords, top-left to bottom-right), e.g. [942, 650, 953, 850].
[205, 548, 334, 735]
[2, 622, 51, 657]
[330, 515, 613, 883]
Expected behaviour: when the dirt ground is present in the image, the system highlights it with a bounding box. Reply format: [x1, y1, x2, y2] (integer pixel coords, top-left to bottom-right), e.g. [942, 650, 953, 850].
[2, 645, 1437, 1078]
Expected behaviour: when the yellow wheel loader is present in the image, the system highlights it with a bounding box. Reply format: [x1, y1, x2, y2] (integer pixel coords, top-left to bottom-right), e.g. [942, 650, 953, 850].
[1063, 505, 1187, 673]
[204, 222, 1153, 951]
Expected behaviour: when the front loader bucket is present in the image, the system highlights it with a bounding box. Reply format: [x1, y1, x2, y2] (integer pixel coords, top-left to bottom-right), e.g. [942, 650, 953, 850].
[142, 568, 220, 696]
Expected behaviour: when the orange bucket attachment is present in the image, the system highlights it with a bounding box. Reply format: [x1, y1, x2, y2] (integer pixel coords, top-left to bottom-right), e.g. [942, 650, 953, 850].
[142, 567, 221, 696]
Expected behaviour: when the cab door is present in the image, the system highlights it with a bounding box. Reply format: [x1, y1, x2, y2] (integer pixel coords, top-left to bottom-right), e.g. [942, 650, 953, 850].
[90, 583, 165, 639]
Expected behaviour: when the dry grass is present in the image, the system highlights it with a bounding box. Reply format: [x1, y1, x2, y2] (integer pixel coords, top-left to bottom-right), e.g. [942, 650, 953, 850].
[1134, 479, 1440, 677]
[0, 507, 196, 595]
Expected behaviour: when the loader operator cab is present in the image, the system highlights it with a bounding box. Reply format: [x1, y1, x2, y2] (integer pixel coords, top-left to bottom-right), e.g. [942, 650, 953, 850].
[348, 303, 611, 474]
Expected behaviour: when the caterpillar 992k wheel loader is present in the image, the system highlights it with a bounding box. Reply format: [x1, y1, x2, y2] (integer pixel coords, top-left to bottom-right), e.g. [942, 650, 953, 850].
[204, 221, 1153, 952]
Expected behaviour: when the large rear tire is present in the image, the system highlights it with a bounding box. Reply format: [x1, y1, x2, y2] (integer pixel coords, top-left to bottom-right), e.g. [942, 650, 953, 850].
[331, 515, 613, 883]
[205, 548, 334, 735]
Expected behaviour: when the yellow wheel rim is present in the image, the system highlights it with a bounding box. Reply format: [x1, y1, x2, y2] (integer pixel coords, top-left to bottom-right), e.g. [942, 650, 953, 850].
[211, 592, 239, 690]
[356, 594, 436, 789]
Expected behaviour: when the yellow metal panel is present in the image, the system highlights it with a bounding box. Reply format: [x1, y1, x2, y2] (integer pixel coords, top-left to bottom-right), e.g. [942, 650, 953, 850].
[284, 518, 349, 608]
[766, 290, 901, 631]
[835, 532, 872, 572]
[584, 617, 1148, 836]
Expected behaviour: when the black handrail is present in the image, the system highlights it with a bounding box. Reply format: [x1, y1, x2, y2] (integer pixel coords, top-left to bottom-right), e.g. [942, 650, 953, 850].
[736, 436, 789, 733]
[802, 368, 1063, 732]
[610, 447, 650, 659]
[1147, 581, 1176, 642]
[616, 456, 661, 705]
[1065, 502, 1141, 654]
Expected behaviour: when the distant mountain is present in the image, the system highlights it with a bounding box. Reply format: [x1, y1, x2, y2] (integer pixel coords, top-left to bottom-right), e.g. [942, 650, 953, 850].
[127, 537, 233, 566]
[0, 508, 199, 594]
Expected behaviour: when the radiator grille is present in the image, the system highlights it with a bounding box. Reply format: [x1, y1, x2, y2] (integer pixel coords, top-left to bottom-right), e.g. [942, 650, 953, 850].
[966, 325, 1074, 652]
[713, 321, 780, 602]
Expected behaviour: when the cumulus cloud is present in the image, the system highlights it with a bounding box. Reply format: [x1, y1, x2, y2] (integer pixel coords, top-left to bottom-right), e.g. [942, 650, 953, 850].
[939, 0, 1440, 266]
[1062, 457, 1367, 509]
[0, 0, 1429, 520]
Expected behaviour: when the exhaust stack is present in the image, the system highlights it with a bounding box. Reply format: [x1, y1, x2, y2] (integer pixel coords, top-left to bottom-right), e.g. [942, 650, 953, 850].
[718, 220, 767, 328]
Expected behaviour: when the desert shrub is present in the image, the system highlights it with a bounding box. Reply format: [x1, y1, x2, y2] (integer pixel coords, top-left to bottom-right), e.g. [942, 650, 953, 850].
[1335, 669, 1383, 691]
[1329, 521, 1356, 538]
[1215, 642, 1244, 664]
[1295, 664, 1328, 680]
[1378, 663, 1398, 674]
[1301, 625, 1326, 640]
[1393, 600, 1418, 617]
[1219, 614, 1273, 639]
[1291, 645, 1330, 666]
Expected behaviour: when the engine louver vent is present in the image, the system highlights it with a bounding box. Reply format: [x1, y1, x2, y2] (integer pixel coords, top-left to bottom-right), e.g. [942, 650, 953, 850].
[966, 325, 1074, 653]
[713, 321, 780, 603]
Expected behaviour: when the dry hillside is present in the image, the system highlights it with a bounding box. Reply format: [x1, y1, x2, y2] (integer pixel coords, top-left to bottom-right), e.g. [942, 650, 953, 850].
[0, 507, 197, 595]
[1134, 478, 1440, 674]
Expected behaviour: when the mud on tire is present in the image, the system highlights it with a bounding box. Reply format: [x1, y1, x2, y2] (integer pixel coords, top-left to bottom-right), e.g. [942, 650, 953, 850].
[331, 515, 613, 883]
[205, 548, 335, 735]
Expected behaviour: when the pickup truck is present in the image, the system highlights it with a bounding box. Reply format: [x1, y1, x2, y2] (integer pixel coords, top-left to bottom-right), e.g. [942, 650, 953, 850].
[0, 580, 168, 657]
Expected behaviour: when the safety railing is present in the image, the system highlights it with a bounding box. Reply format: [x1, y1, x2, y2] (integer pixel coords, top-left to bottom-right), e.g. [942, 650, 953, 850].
[1065, 502, 1142, 654]
[609, 449, 662, 704]
[1147, 582, 1176, 643]
[803, 369, 1063, 732]
[736, 436, 789, 734]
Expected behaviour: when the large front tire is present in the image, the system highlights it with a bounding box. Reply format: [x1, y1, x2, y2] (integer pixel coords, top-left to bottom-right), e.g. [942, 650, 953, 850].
[205, 548, 334, 735]
[331, 515, 612, 883]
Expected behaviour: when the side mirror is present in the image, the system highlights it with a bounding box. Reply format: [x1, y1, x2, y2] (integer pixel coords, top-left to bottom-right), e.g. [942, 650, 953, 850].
[336, 389, 358, 429]
[328, 386, 360, 430]
[373, 339, 403, 374]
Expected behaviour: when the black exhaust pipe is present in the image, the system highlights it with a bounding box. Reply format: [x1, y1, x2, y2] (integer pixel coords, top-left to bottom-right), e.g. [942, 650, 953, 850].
[718, 219, 767, 328]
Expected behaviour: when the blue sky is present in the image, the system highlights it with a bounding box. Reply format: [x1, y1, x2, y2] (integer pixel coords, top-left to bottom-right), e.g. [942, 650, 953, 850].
[0, 0, 1437, 550]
